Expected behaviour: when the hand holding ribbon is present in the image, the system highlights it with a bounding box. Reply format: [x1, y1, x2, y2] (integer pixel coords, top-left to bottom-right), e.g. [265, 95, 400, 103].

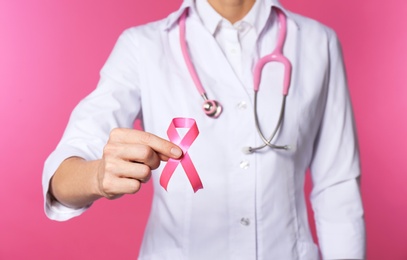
[160, 118, 203, 192]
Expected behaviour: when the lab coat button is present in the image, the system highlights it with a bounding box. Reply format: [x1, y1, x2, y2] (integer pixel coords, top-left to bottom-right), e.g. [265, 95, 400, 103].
[240, 160, 250, 169]
[237, 101, 247, 110]
[240, 218, 250, 226]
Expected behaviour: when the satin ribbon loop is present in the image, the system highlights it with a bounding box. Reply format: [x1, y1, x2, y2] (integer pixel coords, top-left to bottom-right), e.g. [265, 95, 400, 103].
[160, 118, 203, 192]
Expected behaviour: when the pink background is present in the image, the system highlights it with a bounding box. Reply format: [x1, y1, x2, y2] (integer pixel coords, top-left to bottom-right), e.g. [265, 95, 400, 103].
[1, 0, 406, 259]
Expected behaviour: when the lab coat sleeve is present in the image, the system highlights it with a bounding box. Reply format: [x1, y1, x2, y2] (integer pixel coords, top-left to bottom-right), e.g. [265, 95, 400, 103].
[309, 31, 366, 259]
[42, 28, 142, 221]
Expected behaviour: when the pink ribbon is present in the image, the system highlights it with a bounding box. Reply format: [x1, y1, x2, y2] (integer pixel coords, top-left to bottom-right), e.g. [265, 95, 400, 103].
[160, 118, 203, 192]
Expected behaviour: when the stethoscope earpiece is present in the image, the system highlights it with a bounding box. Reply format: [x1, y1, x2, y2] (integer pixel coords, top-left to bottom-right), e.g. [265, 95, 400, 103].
[202, 99, 222, 118]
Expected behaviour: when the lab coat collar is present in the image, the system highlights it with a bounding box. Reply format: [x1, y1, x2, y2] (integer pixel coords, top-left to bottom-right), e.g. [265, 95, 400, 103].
[195, 0, 223, 36]
[196, 0, 264, 37]
[162, 0, 300, 31]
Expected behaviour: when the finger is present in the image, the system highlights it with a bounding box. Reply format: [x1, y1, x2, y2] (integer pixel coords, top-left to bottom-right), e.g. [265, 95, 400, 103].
[102, 177, 143, 198]
[106, 143, 162, 170]
[109, 160, 153, 183]
[110, 128, 183, 159]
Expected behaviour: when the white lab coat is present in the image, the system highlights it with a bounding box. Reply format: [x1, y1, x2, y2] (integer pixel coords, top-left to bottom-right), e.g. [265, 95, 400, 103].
[43, 0, 365, 259]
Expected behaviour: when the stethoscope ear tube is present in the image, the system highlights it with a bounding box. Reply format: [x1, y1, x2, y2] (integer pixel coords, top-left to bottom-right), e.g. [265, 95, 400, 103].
[244, 94, 291, 153]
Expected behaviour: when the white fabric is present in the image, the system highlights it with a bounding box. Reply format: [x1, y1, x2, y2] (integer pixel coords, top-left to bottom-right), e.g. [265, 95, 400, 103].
[195, 0, 260, 82]
[42, 0, 365, 259]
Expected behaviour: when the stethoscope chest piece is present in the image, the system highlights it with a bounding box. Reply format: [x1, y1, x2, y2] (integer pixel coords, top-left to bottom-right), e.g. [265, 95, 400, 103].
[203, 99, 222, 118]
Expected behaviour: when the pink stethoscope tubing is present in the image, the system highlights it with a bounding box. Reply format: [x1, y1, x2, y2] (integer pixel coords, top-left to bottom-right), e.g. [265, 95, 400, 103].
[178, 7, 292, 152]
[179, 9, 222, 118]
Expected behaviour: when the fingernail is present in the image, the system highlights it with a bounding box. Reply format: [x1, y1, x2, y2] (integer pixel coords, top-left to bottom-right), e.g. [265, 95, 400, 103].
[171, 147, 183, 158]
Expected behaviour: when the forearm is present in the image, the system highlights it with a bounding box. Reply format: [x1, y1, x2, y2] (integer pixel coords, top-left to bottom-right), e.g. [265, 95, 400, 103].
[50, 157, 103, 209]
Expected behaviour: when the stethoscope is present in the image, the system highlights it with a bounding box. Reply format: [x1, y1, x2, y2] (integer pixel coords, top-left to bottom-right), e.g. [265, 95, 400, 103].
[179, 7, 292, 153]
